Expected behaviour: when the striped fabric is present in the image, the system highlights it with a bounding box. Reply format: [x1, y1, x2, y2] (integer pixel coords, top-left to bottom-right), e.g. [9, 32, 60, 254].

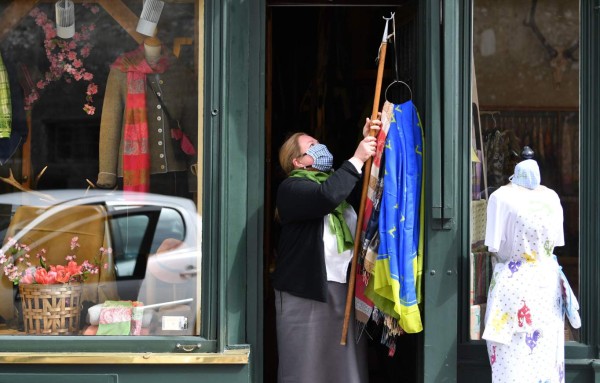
[111, 45, 169, 192]
[0, 53, 12, 139]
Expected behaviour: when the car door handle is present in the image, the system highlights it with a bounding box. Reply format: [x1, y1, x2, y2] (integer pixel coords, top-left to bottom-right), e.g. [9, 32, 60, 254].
[180, 268, 197, 277]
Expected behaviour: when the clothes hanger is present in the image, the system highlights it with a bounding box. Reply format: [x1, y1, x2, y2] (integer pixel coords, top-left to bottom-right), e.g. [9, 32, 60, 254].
[384, 13, 413, 105]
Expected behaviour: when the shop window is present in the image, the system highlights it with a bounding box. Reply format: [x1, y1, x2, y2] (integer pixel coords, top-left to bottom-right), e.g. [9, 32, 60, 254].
[0, 0, 203, 339]
[470, 0, 579, 342]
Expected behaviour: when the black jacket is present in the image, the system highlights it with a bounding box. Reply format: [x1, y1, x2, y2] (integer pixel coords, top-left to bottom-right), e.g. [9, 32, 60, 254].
[273, 161, 362, 302]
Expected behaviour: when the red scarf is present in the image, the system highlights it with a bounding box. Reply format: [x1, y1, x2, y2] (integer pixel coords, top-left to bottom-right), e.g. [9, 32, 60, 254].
[111, 45, 169, 192]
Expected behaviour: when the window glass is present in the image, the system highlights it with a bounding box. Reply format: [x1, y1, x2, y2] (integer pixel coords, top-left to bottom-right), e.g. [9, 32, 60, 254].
[470, 0, 579, 342]
[0, 1, 201, 337]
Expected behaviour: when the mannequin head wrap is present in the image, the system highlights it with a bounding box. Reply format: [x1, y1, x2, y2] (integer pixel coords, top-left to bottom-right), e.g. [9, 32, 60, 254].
[509, 159, 541, 189]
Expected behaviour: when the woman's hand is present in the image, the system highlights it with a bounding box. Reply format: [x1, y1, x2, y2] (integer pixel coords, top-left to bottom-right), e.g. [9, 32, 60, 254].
[353, 135, 377, 163]
[362, 112, 382, 137]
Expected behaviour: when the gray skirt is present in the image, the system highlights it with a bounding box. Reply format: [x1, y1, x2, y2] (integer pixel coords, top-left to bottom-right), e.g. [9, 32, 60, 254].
[275, 282, 369, 383]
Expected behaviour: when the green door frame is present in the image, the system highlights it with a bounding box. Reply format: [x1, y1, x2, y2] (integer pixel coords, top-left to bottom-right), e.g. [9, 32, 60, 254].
[420, 0, 464, 380]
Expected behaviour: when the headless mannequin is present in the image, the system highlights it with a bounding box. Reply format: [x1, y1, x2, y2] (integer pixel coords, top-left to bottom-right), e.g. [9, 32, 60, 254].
[97, 34, 196, 197]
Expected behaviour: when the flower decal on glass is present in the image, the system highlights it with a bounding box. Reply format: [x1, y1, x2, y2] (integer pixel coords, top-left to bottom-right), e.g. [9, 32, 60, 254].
[26, 3, 100, 115]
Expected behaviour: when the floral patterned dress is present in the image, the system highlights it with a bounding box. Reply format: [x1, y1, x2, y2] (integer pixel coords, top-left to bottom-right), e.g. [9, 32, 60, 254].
[483, 183, 568, 383]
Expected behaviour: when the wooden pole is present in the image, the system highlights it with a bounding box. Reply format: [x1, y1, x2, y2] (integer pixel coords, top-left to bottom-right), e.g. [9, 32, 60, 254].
[340, 15, 392, 345]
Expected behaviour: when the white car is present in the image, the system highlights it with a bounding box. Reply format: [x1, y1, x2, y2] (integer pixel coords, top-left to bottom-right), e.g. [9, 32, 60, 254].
[0, 189, 200, 336]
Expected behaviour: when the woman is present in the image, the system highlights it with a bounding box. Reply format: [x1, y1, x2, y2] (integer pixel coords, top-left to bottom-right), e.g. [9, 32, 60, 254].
[273, 117, 380, 383]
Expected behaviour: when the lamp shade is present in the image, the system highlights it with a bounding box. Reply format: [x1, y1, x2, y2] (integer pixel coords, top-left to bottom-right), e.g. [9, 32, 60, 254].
[55, 0, 75, 39]
[136, 0, 165, 37]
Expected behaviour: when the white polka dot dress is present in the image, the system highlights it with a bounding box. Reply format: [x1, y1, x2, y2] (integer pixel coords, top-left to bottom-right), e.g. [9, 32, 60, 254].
[483, 183, 566, 383]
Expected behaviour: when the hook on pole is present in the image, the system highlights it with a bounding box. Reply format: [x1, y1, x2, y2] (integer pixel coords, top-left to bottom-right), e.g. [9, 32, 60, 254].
[381, 13, 395, 42]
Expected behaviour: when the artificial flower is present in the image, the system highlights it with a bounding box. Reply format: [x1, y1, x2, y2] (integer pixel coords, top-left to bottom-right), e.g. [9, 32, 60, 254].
[25, 5, 99, 115]
[0, 236, 107, 285]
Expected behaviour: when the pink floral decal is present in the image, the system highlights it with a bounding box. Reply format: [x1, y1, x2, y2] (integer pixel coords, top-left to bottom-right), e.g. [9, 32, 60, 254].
[99, 306, 132, 324]
[27, 3, 99, 115]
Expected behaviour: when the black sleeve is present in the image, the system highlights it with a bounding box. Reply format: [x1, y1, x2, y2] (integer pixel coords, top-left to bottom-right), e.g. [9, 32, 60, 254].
[276, 161, 361, 224]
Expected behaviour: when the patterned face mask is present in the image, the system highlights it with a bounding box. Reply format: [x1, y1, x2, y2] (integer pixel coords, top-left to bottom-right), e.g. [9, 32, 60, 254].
[305, 143, 333, 172]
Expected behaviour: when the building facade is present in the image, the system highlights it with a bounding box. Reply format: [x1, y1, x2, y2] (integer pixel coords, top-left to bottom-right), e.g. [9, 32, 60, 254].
[0, 1, 597, 382]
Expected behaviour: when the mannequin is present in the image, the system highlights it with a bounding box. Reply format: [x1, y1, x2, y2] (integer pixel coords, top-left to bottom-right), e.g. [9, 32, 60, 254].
[143, 36, 162, 65]
[482, 147, 580, 382]
[96, 37, 198, 196]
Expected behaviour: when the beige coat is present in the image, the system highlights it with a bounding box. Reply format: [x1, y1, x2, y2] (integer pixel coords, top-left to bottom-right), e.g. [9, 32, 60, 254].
[96, 59, 198, 188]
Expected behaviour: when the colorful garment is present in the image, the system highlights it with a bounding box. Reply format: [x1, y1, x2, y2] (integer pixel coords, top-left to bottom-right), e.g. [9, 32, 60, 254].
[0, 52, 12, 139]
[483, 182, 581, 382]
[96, 300, 144, 336]
[365, 100, 424, 333]
[354, 101, 393, 326]
[111, 45, 169, 192]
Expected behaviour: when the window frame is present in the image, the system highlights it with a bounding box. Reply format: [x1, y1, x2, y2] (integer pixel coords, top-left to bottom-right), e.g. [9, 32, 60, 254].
[458, 0, 599, 373]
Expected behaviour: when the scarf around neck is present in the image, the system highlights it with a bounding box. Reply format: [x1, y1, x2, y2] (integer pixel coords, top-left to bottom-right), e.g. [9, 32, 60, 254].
[111, 44, 170, 192]
[290, 169, 354, 253]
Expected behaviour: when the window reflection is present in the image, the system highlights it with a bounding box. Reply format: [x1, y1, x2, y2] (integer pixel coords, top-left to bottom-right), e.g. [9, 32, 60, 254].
[0, 0, 201, 337]
[0, 190, 199, 336]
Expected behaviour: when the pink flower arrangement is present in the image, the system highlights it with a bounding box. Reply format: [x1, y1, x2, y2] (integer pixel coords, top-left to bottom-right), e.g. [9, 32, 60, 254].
[0, 236, 109, 285]
[26, 3, 100, 115]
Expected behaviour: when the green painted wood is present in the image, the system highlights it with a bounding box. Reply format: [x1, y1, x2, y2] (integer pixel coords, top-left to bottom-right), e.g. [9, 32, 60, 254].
[210, 1, 265, 382]
[422, 0, 460, 381]
[220, 0, 250, 347]
[579, 0, 600, 354]
[243, 1, 266, 383]
[0, 375, 117, 383]
[204, 0, 224, 345]
[0, 364, 251, 383]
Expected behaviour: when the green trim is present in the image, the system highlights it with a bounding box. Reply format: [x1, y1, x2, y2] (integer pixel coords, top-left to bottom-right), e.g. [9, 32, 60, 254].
[203, 0, 223, 345]
[422, 0, 460, 381]
[244, 1, 266, 383]
[208, 1, 266, 382]
[580, 0, 600, 352]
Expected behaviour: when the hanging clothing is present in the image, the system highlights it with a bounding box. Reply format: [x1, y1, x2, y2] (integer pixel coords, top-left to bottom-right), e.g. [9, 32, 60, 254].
[97, 45, 198, 193]
[110, 44, 169, 192]
[354, 101, 394, 326]
[0, 52, 12, 139]
[0, 55, 27, 165]
[366, 99, 424, 333]
[483, 181, 581, 383]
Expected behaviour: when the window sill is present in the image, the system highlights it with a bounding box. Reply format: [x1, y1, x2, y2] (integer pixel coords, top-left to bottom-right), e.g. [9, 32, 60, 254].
[0, 348, 249, 364]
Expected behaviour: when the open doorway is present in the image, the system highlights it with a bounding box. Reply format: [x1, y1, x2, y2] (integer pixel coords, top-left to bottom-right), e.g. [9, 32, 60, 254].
[264, 2, 420, 382]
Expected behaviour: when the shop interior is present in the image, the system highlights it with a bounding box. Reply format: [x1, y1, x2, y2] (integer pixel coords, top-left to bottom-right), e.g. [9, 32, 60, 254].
[469, 0, 580, 343]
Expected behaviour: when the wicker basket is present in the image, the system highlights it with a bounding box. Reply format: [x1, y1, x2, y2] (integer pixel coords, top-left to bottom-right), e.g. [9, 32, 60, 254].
[19, 283, 82, 335]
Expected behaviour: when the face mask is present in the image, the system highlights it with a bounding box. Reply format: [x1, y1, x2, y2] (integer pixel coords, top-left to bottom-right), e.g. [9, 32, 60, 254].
[305, 143, 333, 172]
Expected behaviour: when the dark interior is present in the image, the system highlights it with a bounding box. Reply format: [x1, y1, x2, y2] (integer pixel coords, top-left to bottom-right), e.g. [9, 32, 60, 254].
[265, 3, 420, 382]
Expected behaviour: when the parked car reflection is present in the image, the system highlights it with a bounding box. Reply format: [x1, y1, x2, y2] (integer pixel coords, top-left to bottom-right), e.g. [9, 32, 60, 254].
[0, 189, 200, 336]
